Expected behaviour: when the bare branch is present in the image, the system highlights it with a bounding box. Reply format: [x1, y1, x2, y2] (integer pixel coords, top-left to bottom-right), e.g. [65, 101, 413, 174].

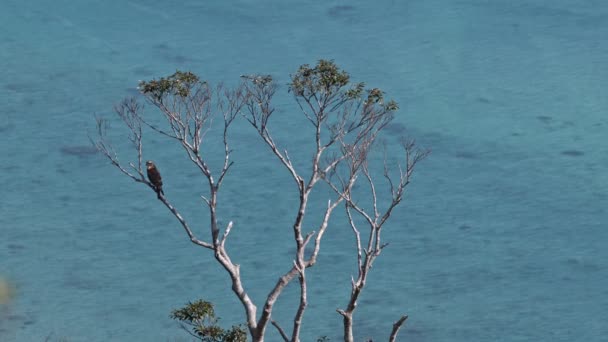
[92, 115, 146, 184]
[139, 116, 181, 140]
[220, 221, 234, 248]
[271, 320, 290, 342]
[361, 163, 379, 221]
[291, 259, 307, 341]
[306, 198, 342, 267]
[157, 194, 214, 250]
[325, 111, 427, 342]
[257, 266, 301, 337]
[293, 95, 317, 126]
[128, 162, 146, 180]
[284, 149, 295, 168]
[93, 101, 214, 251]
[389, 315, 408, 342]
[345, 205, 363, 274]
[242, 76, 304, 191]
[217, 84, 246, 189]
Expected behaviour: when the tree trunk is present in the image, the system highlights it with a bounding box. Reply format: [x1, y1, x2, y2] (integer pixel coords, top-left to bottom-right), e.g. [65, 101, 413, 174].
[343, 313, 354, 342]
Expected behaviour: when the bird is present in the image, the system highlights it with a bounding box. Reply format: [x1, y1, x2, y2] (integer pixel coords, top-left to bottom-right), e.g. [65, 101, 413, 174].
[146, 160, 164, 199]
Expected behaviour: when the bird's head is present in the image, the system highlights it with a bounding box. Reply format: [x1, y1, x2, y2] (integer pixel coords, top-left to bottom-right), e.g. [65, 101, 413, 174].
[146, 160, 154, 168]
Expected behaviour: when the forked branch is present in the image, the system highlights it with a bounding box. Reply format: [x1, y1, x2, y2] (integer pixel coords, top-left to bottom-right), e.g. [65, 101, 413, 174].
[329, 136, 428, 342]
[93, 105, 213, 250]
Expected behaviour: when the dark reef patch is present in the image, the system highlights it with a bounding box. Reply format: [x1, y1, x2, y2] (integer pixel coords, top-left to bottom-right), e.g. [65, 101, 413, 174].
[5, 83, 32, 93]
[1, 164, 19, 172]
[384, 122, 408, 136]
[7, 243, 25, 251]
[327, 5, 355, 19]
[454, 151, 478, 160]
[22, 319, 35, 326]
[169, 55, 194, 65]
[6, 314, 26, 321]
[154, 42, 170, 51]
[60, 145, 99, 158]
[458, 224, 472, 231]
[154, 42, 196, 65]
[536, 115, 553, 124]
[48, 71, 71, 81]
[564, 257, 601, 272]
[560, 150, 584, 157]
[62, 273, 102, 291]
[562, 121, 575, 127]
[132, 66, 154, 77]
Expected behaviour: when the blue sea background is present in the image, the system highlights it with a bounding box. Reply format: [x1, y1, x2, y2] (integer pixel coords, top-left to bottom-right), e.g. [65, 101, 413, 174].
[1, 0, 607, 341]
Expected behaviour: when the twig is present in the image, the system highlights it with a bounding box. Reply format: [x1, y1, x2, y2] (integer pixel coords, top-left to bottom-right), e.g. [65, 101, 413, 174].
[271, 320, 290, 342]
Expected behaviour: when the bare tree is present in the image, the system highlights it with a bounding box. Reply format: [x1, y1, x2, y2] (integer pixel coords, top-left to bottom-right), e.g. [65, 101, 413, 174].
[93, 61, 428, 342]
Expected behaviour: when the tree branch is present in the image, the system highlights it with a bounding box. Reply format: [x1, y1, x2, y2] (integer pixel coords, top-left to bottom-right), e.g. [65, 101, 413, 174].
[389, 315, 408, 342]
[291, 261, 307, 342]
[271, 320, 290, 342]
[158, 194, 214, 250]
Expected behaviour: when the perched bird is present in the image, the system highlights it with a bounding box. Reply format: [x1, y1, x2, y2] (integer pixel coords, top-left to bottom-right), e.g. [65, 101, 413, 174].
[146, 160, 164, 199]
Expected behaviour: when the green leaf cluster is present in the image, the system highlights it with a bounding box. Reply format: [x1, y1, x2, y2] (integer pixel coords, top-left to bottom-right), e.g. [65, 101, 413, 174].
[171, 300, 246, 342]
[365, 88, 399, 111]
[139, 70, 201, 101]
[290, 59, 362, 98]
[288, 60, 398, 113]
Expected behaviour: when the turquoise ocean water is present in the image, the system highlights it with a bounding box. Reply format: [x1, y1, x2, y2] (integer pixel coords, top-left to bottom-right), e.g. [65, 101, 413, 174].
[1, 0, 607, 341]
